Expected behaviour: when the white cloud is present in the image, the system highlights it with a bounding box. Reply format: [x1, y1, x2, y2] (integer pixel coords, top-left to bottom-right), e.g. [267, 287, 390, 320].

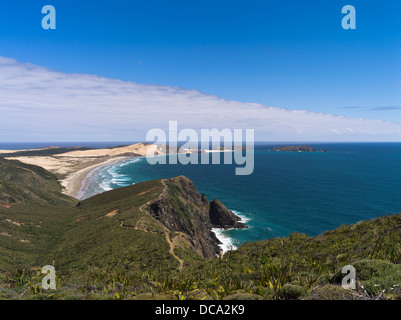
[1, 56, 401, 142]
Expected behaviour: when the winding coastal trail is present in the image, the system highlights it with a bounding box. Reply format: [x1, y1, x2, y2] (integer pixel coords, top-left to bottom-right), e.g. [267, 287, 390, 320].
[157, 180, 185, 269]
[6, 142, 186, 270]
[119, 180, 184, 270]
[164, 228, 184, 270]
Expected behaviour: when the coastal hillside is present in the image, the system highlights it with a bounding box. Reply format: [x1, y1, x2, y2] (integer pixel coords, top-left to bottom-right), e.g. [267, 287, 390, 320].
[52, 175, 245, 271]
[0, 158, 75, 270]
[0, 157, 242, 273]
[1, 157, 401, 300]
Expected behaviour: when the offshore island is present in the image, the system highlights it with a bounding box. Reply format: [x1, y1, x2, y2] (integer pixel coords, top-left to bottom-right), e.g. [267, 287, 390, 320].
[0, 143, 400, 300]
[272, 145, 328, 152]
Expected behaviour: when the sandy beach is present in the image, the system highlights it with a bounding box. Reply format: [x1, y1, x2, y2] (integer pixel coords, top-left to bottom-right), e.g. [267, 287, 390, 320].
[2, 142, 231, 199]
[59, 156, 130, 199]
[3, 142, 163, 199]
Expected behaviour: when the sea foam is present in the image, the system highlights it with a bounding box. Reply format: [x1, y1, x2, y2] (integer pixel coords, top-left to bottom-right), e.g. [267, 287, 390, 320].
[212, 210, 251, 253]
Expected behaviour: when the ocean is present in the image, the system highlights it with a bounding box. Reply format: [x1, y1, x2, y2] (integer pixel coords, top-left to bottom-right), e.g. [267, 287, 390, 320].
[2, 142, 401, 251]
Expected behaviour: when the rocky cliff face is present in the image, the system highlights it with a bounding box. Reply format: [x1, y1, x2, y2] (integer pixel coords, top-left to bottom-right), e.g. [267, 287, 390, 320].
[209, 199, 247, 229]
[0, 158, 247, 271]
[146, 176, 246, 258]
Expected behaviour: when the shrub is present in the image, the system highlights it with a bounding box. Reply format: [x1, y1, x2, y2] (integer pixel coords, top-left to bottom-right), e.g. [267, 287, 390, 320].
[223, 292, 263, 300]
[353, 259, 399, 280]
[302, 285, 358, 300]
[277, 284, 307, 300]
[354, 259, 401, 295]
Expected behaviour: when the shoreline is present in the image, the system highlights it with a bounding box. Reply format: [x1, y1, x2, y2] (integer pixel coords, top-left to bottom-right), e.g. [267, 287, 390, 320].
[59, 154, 250, 253]
[2, 142, 250, 252]
[212, 228, 239, 253]
[212, 211, 251, 253]
[60, 156, 131, 199]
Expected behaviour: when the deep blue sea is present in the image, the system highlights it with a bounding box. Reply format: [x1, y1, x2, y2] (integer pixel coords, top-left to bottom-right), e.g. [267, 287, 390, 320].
[2, 142, 401, 249]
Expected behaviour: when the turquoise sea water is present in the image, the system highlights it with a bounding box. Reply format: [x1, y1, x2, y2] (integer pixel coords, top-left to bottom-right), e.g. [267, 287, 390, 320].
[80, 142, 401, 247]
[2, 142, 400, 248]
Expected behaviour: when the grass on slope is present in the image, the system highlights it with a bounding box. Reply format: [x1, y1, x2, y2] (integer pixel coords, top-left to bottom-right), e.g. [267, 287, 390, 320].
[4, 213, 401, 300]
[0, 158, 76, 271]
[52, 179, 180, 272]
[2, 158, 401, 300]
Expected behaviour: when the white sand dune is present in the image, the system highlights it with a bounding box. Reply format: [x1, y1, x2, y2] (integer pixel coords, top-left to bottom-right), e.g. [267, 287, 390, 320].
[57, 142, 160, 158]
[4, 143, 163, 198]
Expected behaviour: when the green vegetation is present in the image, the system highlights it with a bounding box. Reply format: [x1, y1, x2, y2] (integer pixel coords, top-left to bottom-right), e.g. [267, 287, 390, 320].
[277, 284, 307, 300]
[1, 157, 401, 300]
[0, 158, 75, 271]
[0, 147, 93, 158]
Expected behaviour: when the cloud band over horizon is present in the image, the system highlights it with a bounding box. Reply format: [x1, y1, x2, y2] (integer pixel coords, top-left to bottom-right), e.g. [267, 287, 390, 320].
[1, 56, 401, 142]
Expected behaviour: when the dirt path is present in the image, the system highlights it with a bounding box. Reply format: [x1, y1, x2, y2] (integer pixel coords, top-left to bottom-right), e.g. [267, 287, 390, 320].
[119, 181, 184, 270]
[162, 226, 184, 270]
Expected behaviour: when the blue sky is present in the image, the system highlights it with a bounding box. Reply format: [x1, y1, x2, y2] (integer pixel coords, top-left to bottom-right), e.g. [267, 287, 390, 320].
[0, 0, 400, 141]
